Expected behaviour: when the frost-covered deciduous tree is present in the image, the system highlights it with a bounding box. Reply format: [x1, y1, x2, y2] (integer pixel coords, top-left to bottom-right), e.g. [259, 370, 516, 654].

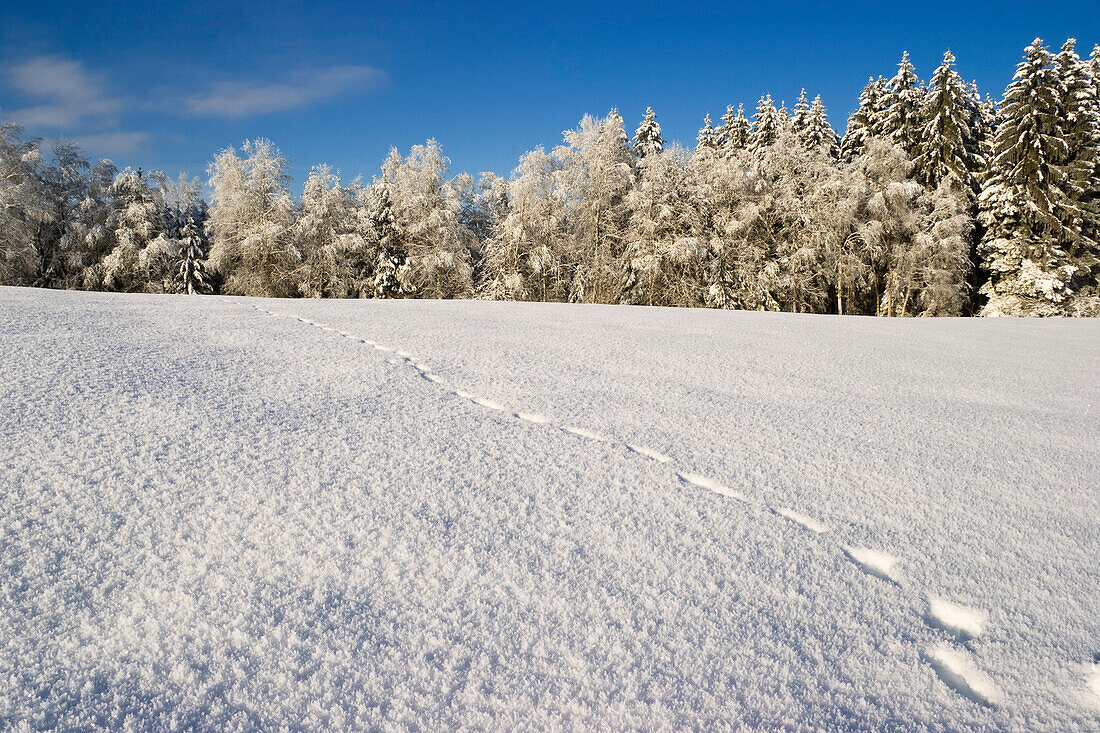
[379, 139, 474, 299]
[478, 147, 568, 301]
[622, 145, 705, 306]
[294, 166, 374, 298]
[86, 167, 167, 293]
[914, 51, 985, 194]
[554, 111, 634, 303]
[0, 120, 43, 285]
[633, 107, 664, 159]
[207, 139, 298, 297]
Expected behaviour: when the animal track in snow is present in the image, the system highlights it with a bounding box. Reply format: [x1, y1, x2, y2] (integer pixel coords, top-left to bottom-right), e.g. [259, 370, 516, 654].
[677, 471, 747, 501]
[627, 444, 671, 463]
[454, 389, 475, 400]
[472, 397, 505, 411]
[923, 645, 1003, 707]
[844, 546, 902, 584]
[373, 345, 393, 352]
[396, 350, 414, 358]
[563, 426, 608, 441]
[516, 412, 551, 424]
[925, 597, 987, 640]
[424, 374, 444, 384]
[773, 507, 827, 534]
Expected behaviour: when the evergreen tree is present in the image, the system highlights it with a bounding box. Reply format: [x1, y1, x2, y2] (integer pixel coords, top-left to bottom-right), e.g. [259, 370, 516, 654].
[749, 95, 782, 154]
[802, 95, 840, 157]
[791, 89, 812, 137]
[978, 39, 1079, 314]
[695, 114, 717, 153]
[914, 51, 985, 193]
[878, 52, 926, 157]
[717, 104, 750, 158]
[177, 215, 212, 294]
[368, 178, 405, 297]
[1054, 38, 1100, 295]
[633, 107, 665, 159]
[842, 77, 890, 158]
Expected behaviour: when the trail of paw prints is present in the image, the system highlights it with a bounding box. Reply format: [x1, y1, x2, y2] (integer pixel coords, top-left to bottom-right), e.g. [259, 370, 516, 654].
[250, 301, 1025, 709]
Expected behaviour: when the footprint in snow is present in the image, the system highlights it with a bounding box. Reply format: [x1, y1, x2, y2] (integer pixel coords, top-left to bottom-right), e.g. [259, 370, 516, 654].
[773, 507, 827, 533]
[454, 389, 475, 400]
[424, 374, 445, 384]
[925, 597, 987, 640]
[627, 444, 671, 463]
[396, 350, 414, 358]
[677, 471, 747, 501]
[319, 325, 335, 332]
[472, 397, 505, 410]
[564, 426, 608, 441]
[374, 345, 393, 352]
[923, 644, 1003, 707]
[843, 546, 902, 584]
[516, 412, 550, 424]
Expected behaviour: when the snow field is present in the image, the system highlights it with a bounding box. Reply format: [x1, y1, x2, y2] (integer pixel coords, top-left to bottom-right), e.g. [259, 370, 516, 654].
[2, 288, 1097, 729]
[249, 299, 1097, 722]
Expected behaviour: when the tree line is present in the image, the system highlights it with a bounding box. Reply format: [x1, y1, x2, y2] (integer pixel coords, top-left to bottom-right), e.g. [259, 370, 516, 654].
[1, 38, 1098, 316]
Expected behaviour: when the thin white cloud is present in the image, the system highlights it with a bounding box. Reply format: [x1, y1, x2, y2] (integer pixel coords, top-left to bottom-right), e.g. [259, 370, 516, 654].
[69, 131, 151, 157]
[5, 55, 122, 129]
[181, 65, 385, 118]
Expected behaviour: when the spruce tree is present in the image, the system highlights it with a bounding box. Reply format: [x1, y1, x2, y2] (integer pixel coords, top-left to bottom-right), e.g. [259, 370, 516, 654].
[695, 114, 717, 153]
[1054, 39, 1100, 296]
[717, 104, 750, 158]
[978, 39, 1078, 314]
[878, 52, 926, 157]
[914, 50, 985, 193]
[177, 215, 212, 294]
[633, 107, 665, 159]
[749, 95, 782, 154]
[842, 77, 890, 158]
[802, 95, 840, 157]
[791, 89, 812, 137]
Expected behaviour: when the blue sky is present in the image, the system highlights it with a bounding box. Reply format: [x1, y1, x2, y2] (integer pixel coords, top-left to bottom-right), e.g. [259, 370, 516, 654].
[2, 1, 1097, 190]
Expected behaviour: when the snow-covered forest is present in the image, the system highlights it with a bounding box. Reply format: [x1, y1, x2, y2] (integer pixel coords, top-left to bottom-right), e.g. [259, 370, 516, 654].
[2, 38, 1099, 317]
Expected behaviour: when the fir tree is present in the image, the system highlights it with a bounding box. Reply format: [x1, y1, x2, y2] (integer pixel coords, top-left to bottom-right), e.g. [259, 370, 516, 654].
[633, 107, 665, 159]
[978, 39, 1079, 314]
[914, 50, 985, 193]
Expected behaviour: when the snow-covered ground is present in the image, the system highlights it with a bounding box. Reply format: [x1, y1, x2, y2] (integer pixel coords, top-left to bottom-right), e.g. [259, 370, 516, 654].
[2, 285, 1098, 730]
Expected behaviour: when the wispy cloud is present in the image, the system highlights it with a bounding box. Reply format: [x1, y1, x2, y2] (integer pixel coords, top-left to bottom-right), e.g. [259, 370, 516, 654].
[69, 131, 151, 156]
[5, 55, 122, 129]
[180, 65, 385, 118]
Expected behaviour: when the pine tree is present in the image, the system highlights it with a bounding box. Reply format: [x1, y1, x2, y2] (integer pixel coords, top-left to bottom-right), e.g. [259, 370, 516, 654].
[842, 77, 890, 158]
[633, 107, 665, 159]
[978, 39, 1079, 314]
[749, 95, 782, 154]
[177, 215, 212, 294]
[802, 95, 840, 157]
[914, 51, 985, 193]
[878, 52, 926, 157]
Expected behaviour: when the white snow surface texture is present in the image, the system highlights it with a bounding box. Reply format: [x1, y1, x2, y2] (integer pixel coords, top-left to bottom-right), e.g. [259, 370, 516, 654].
[1, 286, 1099, 730]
